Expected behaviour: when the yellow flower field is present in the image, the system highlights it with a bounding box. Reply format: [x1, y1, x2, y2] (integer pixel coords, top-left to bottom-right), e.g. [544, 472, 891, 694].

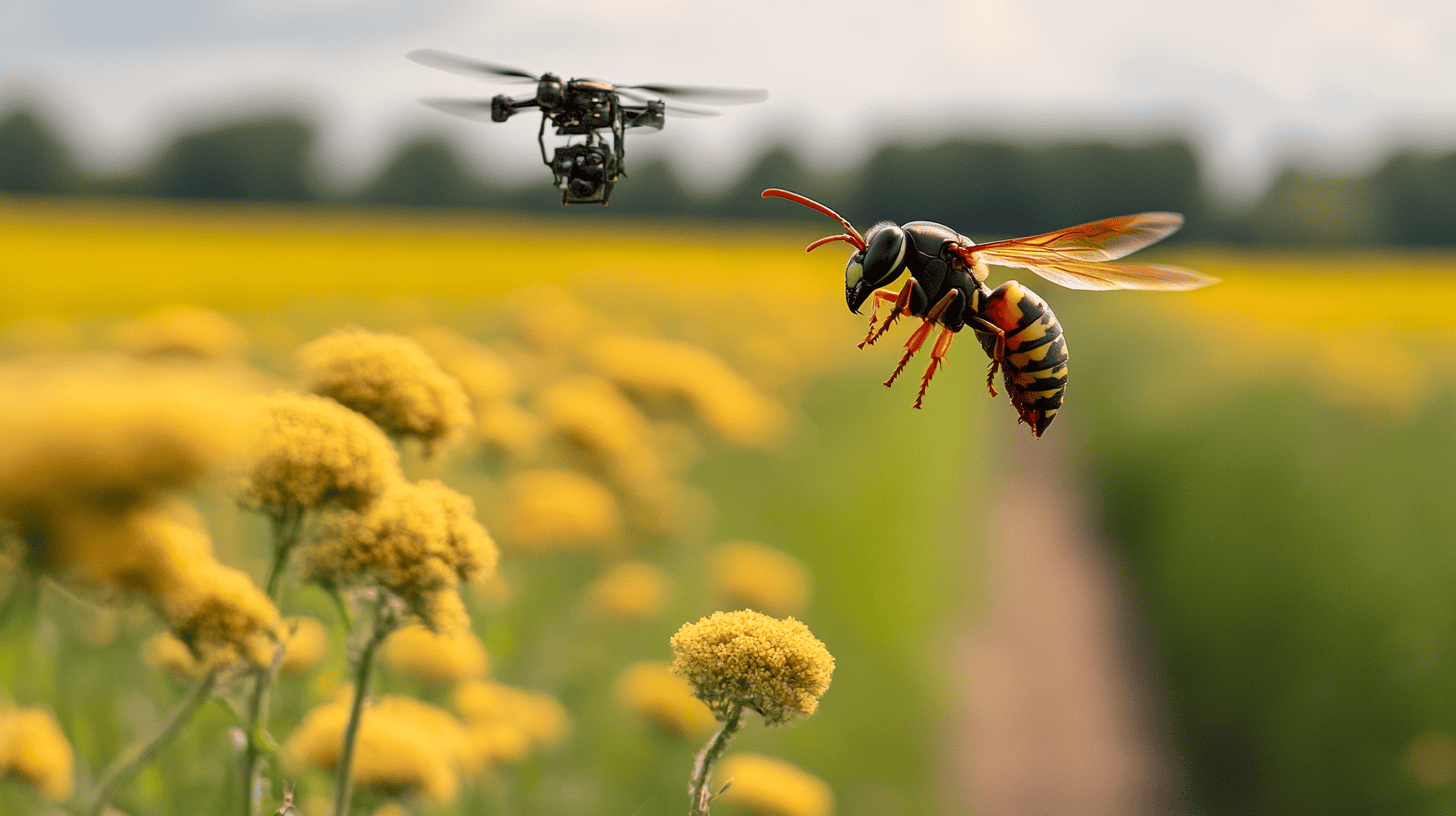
[5, 195, 1456, 816]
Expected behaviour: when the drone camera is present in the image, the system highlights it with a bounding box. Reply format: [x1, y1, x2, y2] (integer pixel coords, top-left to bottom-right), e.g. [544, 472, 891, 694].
[551, 143, 616, 205]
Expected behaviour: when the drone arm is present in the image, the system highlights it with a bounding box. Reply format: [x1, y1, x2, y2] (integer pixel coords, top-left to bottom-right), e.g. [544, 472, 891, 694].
[489, 94, 540, 122]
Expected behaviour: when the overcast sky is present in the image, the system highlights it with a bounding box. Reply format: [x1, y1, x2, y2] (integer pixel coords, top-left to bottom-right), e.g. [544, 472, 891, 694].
[3, 0, 1456, 201]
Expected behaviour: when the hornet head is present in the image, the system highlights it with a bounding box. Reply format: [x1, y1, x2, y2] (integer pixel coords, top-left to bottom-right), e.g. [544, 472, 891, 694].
[763, 188, 905, 313]
[843, 222, 910, 313]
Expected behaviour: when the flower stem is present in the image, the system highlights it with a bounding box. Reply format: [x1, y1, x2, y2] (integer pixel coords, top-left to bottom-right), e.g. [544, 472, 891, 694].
[88, 666, 220, 816]
[264, 505, 305, 599]
[333, 602, 392, 816]
[243, 505, 306, 816]
[687, 706, 744, 816]
[239, 663, 274, 816]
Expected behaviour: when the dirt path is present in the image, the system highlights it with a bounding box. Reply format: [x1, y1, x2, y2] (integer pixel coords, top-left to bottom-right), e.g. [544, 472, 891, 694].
[948, 431, 1179, 816]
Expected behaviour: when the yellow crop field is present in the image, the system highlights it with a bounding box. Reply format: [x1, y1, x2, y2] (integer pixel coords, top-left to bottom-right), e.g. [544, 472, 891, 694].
[0, 198, 833, 318]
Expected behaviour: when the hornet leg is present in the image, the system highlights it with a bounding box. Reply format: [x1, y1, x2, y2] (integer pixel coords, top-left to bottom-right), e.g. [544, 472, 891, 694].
[862, 279, 922, 349]
[913, 327, 957, 409]
[967, 315, 1007, 398]
[858, 289, 904, 348]
[885, 290, 959, 390]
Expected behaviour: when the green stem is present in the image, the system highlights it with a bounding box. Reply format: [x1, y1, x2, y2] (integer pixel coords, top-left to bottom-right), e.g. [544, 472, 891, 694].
[243, 505, 306, 816]
[264, 505, 305, 599]
[88, 666, 220, 816]
[687, 706, 744, 816]
[239, 665, 272, 816]
[333, 602, 391, 816]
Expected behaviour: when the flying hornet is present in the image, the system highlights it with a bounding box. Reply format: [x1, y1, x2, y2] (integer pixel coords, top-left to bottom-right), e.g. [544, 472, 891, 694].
[761, 188, 1219, 436]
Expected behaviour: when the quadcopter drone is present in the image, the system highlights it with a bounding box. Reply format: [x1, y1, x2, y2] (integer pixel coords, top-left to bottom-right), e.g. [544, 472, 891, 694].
[407, 50, 767, 205]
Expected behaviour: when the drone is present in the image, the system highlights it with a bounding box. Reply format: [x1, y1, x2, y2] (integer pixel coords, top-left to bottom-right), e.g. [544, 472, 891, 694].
[407, 50, 767, 205]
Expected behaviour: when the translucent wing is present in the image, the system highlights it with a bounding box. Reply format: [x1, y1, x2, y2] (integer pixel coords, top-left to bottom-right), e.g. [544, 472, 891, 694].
[953, 212, 1219, 291]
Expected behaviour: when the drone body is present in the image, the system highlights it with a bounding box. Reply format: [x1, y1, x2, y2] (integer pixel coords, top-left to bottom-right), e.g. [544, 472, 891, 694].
[762, 189, 1220, 436]
[408, 50, 764, 205]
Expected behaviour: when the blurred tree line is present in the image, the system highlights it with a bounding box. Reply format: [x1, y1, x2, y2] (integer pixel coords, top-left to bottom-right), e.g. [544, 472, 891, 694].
[5, 103, 1456, 245]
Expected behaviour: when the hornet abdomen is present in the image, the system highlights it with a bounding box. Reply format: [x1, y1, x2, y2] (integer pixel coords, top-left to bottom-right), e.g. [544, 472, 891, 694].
[977, 281, 1068, 436]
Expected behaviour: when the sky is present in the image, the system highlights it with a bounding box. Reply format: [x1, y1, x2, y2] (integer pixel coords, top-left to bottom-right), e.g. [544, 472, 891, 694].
[3, 0, 1456, 202]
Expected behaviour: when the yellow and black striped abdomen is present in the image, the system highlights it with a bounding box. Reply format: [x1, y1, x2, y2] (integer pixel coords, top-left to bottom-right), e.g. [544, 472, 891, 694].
[978, 281, 1068, 436]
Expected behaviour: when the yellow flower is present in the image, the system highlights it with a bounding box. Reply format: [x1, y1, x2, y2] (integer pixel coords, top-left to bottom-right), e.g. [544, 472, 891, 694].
[614, 661, 717, 737]
[284, 693, 471, 804]
[498, 468, 622, 553]
[144, 631, 212, 678]
[716, 753, 834, 816]
[588, 334, 787, 448]
[584, 561, 671, 622]
[0, 356, 249, 524]
[299, 327, 472, 454]
[709, 542, 812, 616]
[147, 617, 325, 678]
[670, 610, 834, 725]
[411, 326, 520, 408]
[453, 680, 569, 766]
[275, 616, 331, 675]
[414, 479, 498, 586]
[382, 623, 490, 687]
[476, 401, 543, 462]
[158, 558, 280, 669]
[512, 287, 603, 355]
[237, 392, 401, 517]
[39, 499, 214, 599]
[111, 304, 250, 359]
[536, 375, 663, 486]
[0, 705, 75, 801]
[303, 480, 489, 629]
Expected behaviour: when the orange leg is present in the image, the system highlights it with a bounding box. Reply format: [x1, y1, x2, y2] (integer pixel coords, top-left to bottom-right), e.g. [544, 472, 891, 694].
[884, 290, 960, 389]
[913, 327, 957, 409]
[968, 315, 1007, 398]
[858, 289, 903, 348]
[862, 280, 917, 349]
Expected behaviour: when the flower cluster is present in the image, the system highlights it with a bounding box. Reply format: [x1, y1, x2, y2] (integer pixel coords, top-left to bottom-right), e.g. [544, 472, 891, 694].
[452, 680, 570, 766]
[716, 753, 834, 816]
[709, 541, 812, 616]
[285, 693, 474, 805]
[381, 623, 490, 687]
[589, 333, 787, 448]
[615, 661, 717, 737]
[0, 357, 249, 527]
[236, 392, 401, 518]
[670, 610, 834, 725]
[146, 616, 328, 679]
[111, 305, 250, 360]
[497, 468, 623, 553]
[302, 479, 495, 631]
[0, 705, 75, 802]
[299, 327, 472, 454]
[584, 561, 672, 622]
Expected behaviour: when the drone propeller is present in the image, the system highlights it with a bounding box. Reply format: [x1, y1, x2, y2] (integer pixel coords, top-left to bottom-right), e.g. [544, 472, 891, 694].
[417, 98, 497, 122]
[661, 103, 723, 118]
[617, 83, 768, 105]
[406, 49, 540, 83]
[420, 96, 723, 123]
[614, 87, 724, 115]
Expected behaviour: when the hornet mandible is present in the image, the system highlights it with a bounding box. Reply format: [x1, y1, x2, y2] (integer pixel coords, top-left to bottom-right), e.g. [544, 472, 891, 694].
[761, 188, 1219, 436]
